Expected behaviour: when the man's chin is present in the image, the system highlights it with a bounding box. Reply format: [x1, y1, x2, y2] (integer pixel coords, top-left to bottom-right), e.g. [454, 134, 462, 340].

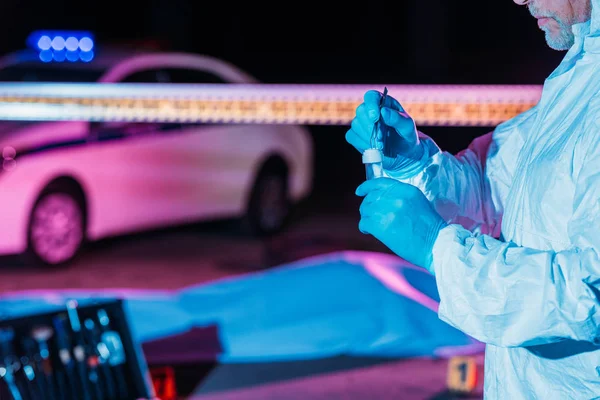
[545, 32, 574, 51]
[546, 40, 570, 50]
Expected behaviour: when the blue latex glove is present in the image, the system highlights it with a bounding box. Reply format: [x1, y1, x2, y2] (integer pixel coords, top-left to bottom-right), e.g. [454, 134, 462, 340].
[356, 178, 447, 273]
[346, 90, 426, 177]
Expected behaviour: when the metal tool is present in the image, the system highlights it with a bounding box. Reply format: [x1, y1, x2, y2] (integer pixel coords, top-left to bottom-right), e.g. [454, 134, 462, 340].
[53, 314, 78, 400]
[66, 300, 92, 400]
[31, 326, 57, 400]
[84, 318, 116, 400]
[0, 328, 23, 400]
[97, 309, 129, 399]
[21, 337, 45, 400]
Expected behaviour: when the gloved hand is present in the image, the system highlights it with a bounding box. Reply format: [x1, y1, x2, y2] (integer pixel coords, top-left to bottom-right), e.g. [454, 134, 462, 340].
[356, 178, 447, 273]
[346, 90, 426, 177]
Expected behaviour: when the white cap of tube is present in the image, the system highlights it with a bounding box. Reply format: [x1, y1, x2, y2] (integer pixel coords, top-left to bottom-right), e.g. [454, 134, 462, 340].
[362, 148, 383, 164]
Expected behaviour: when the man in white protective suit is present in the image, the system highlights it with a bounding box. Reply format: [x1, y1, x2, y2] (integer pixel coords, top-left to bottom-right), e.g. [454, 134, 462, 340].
[346, 0, 600, 398]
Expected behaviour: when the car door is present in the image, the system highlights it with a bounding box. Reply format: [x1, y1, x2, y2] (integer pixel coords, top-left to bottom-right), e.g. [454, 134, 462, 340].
[86, 68, 204, 238]
[157, 67, 266, 220]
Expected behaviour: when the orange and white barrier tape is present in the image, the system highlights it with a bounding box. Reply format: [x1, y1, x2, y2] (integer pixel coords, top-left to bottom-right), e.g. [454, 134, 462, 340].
[0, 83, 542, 127]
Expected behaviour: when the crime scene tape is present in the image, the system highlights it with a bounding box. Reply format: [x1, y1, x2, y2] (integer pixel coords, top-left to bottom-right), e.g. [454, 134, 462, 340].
[0, 83, 543, 127]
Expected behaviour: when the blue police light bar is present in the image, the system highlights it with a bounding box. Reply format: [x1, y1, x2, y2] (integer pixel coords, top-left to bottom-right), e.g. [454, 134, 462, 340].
[26, 30, 95, 63]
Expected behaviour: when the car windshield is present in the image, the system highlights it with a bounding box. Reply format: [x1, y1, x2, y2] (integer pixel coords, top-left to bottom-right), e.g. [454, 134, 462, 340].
[0, 65, 105, 83]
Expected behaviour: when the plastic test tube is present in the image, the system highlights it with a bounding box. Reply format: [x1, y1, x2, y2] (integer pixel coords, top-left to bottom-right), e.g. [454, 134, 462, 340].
[363, 148, 385, 180]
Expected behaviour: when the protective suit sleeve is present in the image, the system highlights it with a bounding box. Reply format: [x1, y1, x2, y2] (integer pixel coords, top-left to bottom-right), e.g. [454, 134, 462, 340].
[391, 108, 535, 236]
[430, 121, 600, 348]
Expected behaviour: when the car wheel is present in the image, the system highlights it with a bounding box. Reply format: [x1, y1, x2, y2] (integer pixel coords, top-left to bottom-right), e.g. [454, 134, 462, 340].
[27, 187, 86, 267]
[246, 159, 290, 236]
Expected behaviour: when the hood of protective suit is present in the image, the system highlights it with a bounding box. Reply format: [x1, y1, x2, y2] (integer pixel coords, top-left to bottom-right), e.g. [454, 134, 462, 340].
[566, 0, 600, 51]
[588, 0, 600, 35]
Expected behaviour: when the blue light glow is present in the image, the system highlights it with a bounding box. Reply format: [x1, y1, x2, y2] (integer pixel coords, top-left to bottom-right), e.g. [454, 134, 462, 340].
[39, 50, 53, 63]
[51, 36, 66, 51]
[78, 37, 94, 52]
[79, 50, 94, 62]
[66, 51, 79, 62]
[37, 36, 52, 51]
[65, 37, 79, 51]
[52, 50, 66, 62]
[27, 30, 96, 63]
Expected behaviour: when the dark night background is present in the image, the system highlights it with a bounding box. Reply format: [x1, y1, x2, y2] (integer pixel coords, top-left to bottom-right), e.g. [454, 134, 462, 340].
[0, 0, 564, 85]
